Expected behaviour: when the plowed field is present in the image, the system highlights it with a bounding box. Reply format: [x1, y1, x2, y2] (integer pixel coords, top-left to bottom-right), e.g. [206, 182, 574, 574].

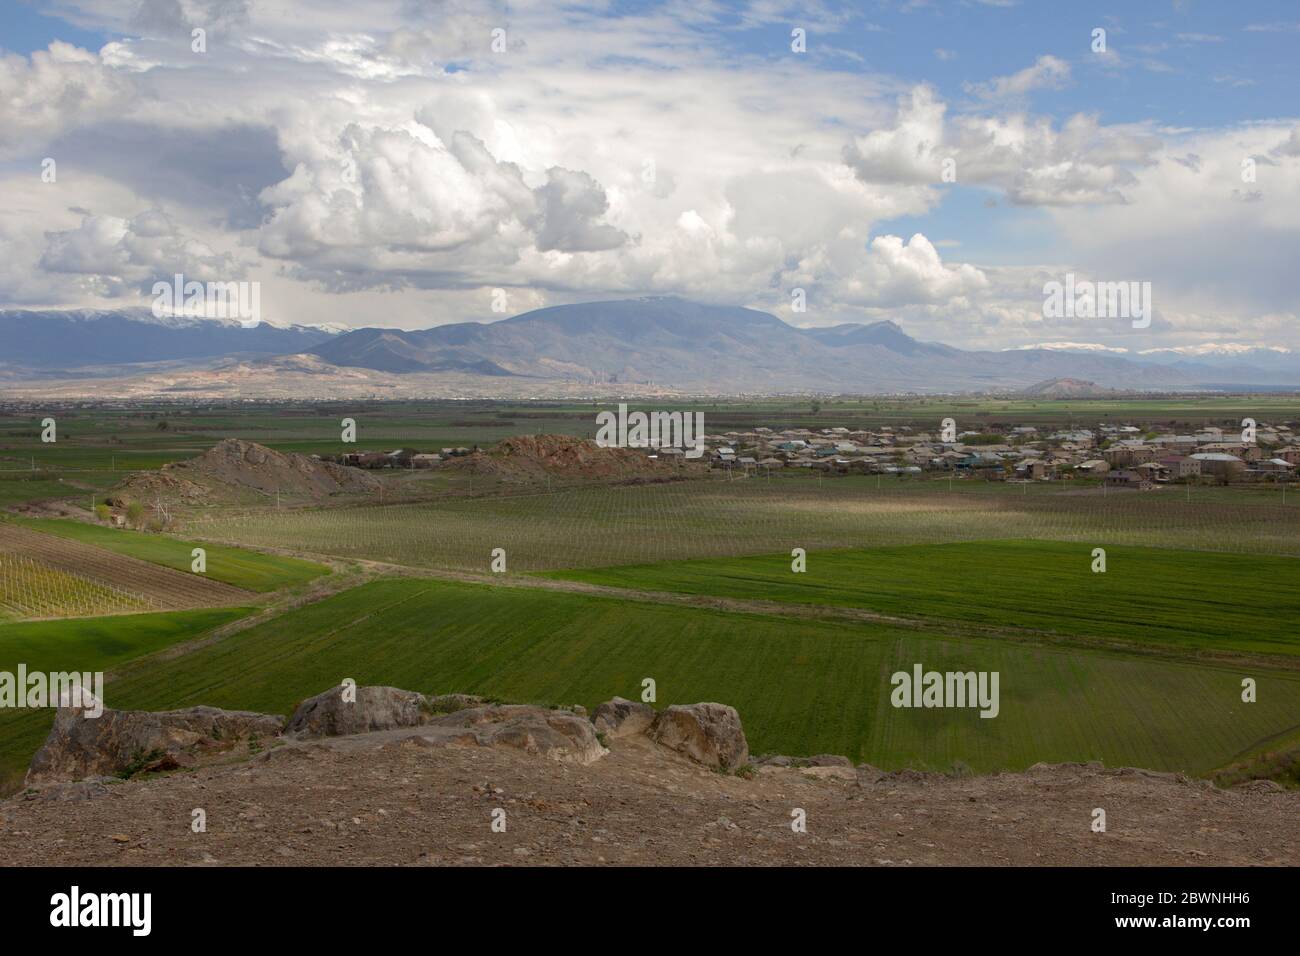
[0, 522, 253, 617]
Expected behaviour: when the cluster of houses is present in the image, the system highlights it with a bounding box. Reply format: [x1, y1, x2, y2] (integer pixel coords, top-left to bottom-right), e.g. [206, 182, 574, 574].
[678, 421, 1300, 486]
[324, 420, 1300, 489]
[334, 447, 474, 469]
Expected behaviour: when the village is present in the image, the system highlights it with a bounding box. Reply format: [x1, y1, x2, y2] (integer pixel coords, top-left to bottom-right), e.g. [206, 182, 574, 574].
[684, 420, 1300, 486]
[331, 417, 1300, 488]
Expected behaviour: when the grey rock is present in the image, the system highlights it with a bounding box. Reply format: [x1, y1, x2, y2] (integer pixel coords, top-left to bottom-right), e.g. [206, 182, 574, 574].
[423, 693, 489, 715]
[26, 700, 283, 785]
[648, 703, 748, 770]
[423, 705, 607, 765]
[796, 754, 853, 768]
[286, 685, 426, 738]
[592, 697, 655, 739]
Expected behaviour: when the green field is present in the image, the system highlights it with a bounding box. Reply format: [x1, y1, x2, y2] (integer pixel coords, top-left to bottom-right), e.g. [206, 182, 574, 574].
[546, 540, 1300, 658]
[4, 398, 1299, 794]
[16, 579, 1294, 784]
[187, 475, 1300, 574]
[9, 517, 329, 592]
[0, 607, 251, 791]
[0, 476, 94, 509]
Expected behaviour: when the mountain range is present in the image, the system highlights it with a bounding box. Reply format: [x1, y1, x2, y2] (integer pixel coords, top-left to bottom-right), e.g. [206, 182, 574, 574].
[2, 298, 1297, 397]
[0, 309, 334, 373]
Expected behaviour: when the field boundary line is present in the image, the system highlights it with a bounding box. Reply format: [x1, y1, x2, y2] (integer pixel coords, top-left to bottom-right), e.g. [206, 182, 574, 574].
[177, 542, 1300, 676]
[100, 568, 383, 681]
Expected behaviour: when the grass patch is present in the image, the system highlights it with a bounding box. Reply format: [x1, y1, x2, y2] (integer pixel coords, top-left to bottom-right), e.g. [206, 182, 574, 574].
[188, 476, 1300, 575]
[35, 579, 1300, 782]
[545, 540, 1300, 658]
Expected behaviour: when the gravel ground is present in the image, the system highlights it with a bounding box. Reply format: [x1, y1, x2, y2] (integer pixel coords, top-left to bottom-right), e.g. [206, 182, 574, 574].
[1, 733, 1294, 867]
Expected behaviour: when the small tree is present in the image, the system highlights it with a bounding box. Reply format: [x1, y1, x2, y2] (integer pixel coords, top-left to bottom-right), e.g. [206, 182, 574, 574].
[125, 501, 145, 529]
[152, 493, 173, 530]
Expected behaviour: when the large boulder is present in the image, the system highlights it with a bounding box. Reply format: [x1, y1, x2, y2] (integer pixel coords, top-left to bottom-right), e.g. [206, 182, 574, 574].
[285, 685, 426, 738]
[592, 697, 655, 739]
[648, 703, 749, 770]
[26, 695, 284, 786]
[422, 705, 607, 765]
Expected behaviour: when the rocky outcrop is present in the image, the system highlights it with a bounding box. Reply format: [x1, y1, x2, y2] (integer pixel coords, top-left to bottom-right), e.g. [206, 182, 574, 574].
[592, 697, 655, 739]
[286, 685, 426, 738]
[444, 435, 687, 484]
[22, 683, 792, 788]
[25, 697, 284, 786]
[420, 705, 607, 765]
[855, 763, 887, 786]
[424, 693, 489, 715]
[800, 754, 852, 768]
[647, 703, 749, 771]
[108, 438, 382, 519]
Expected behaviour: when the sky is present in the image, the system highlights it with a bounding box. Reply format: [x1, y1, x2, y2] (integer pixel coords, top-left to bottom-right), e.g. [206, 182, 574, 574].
[1, 0, 1297, 356]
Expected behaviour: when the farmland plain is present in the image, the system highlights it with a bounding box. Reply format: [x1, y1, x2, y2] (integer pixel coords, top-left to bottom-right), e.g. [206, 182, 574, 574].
[43, 578, 1300, 780]
[5, 396, 1298, 510]
[187, 474, 1300, 574]
[545, 540, 1300, 658]
[1, 397, 1298, 795]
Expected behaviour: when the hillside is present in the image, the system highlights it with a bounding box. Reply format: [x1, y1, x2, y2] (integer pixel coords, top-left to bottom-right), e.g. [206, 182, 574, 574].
[109, 439, 380, 511]
[443, 434, 692, 482]
[1019, 378, 1117, 398]
[0, 309, 336, 371]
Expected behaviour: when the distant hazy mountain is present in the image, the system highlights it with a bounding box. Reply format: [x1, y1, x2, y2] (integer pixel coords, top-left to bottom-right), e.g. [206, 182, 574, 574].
[312, 298, 832, 384]
[1138, 344, 1295, 366]
[802, 320, 959, 357]
[1134, 345, 1300, 383]
[1018, 378, 1117, 398]
[0, 309, 337, 371]
[5, 299, 1299, 395]
[306, 297, 1217, 392]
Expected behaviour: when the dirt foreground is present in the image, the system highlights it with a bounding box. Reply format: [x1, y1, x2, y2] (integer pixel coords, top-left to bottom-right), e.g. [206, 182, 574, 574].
[1, 731, 1294, 867]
